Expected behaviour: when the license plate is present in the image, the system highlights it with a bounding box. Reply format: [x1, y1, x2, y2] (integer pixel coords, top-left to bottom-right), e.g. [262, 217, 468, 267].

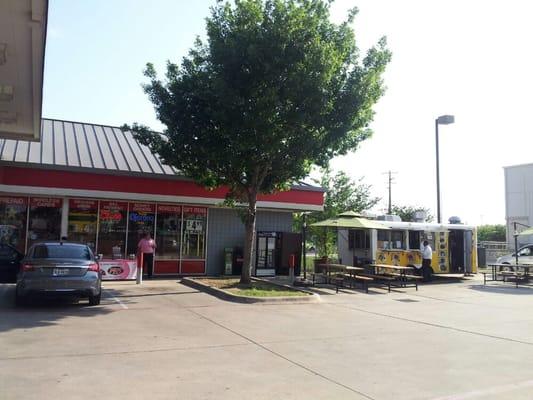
[52, 268, 69, 276]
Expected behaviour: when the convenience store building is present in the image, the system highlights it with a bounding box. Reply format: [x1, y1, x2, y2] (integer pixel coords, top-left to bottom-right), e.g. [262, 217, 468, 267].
[0, 119, 324, 278]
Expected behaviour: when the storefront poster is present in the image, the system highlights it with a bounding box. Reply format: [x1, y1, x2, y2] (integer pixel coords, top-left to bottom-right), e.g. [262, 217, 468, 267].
[30, 197, 62, 208]
[183, 206, 207, 215]
[0, 196, 27, 206]
[129, 202, 155, 224]
[70, 199, 98, 211]
[99, 259, 138, 280]
[99, 201, 127, 221]
[157, 204, 182, 214]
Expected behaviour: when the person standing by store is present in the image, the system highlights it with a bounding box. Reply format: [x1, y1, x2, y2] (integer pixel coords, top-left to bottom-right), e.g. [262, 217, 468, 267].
[420, 240, 433, 282]
[137, 232, 156, 279]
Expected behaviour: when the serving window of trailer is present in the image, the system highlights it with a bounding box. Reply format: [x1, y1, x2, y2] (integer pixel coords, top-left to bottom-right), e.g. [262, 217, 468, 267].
[378, 230, 405, 250]
[348, 229, 370, 249]
[390, 230, 405, 249]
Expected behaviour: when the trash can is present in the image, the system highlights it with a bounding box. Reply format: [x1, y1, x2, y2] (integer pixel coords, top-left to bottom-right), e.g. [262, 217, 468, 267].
[223, 248, 233, 275]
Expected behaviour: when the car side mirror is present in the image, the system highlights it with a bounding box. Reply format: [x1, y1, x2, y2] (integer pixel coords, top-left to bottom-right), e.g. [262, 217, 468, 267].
[95, 255, 101, 261]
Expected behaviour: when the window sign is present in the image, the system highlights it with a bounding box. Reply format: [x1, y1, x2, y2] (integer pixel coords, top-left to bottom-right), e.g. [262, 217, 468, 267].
[97, 201, 127, 259]
[182, 206, 207, 259]
[155, 205, 182, 260]
[0, 196, 27, 253]
[126, 203, 155, 257]
[68, 199, 98, 250]
[27, 197, 62, 248]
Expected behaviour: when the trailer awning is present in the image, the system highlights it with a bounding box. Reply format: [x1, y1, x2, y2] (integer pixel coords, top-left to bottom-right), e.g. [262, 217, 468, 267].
[518, 227, 533, 236]
[311, 217, 390, 230]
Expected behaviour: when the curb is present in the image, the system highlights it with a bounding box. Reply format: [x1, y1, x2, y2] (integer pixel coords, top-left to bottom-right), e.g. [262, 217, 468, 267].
[181, 277, 321, 304]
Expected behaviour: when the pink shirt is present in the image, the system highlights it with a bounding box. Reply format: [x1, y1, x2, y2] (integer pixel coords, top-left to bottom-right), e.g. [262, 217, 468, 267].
[138, 238, 156, 254]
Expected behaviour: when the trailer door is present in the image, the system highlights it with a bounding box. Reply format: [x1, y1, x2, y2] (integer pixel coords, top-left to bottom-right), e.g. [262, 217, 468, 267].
[464, 230, 473, 274]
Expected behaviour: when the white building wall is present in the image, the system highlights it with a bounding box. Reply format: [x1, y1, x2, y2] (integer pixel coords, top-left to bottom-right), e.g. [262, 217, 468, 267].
[504, 164, 533, 249]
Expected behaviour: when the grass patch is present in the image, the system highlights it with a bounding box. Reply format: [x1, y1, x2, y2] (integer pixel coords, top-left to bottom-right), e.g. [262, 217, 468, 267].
[201, 278, 308, 297]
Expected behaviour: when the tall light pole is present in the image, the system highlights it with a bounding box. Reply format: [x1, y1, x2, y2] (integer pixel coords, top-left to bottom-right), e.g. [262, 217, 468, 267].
[435, 115, 455, 223]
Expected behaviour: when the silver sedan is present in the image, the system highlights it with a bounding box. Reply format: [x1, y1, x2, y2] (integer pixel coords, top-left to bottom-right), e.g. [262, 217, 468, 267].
[16, 242, 102, 306]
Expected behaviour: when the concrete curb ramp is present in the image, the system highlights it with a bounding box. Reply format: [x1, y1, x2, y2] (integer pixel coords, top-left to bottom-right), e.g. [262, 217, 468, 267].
[181, 277, 321, 304]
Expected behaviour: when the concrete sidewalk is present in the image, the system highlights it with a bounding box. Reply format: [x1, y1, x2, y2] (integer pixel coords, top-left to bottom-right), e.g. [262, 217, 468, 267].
[1, 277, 533, 399]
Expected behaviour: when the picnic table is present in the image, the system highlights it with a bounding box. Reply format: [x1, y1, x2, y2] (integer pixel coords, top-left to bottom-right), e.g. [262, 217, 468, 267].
[365, 264, 421, 290]
[314, 263, 367, 292]
[484, 263, 532, 287]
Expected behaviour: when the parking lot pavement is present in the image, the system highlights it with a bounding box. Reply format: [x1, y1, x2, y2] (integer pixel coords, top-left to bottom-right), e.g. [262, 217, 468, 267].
[2, 277, 533, 400]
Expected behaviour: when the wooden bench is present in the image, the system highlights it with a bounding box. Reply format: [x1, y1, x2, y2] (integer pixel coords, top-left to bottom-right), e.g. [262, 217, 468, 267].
[310, 272, 327, 285]
[340, 273, 373, 293]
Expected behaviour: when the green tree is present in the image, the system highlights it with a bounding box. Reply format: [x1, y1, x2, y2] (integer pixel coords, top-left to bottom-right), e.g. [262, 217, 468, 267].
[295, 167, 380, 257]
[391, 205, 433, 222]
[477, 224, 506, 242]
[124, 0, 391, 283]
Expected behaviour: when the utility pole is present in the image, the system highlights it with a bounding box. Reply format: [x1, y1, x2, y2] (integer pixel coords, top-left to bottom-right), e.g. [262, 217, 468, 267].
[383, 171, 397, 214]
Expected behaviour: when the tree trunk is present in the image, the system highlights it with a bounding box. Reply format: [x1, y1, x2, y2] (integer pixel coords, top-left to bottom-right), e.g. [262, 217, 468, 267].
[241, 191, 257, 284]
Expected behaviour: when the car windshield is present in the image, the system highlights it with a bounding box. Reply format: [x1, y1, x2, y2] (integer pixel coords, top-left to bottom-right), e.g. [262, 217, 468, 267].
[32, 245, 92, 260]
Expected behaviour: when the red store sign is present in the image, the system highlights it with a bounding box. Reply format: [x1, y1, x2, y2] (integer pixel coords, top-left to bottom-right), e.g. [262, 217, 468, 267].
[70, 199, 98, 211]
[183, 206, 207, 215]
[130, 203, 155, 213]
[30, 197, 62, 208]
[157, 204, 182, 214]
[0, 196, 27, 206]
[99, 201, 127, 221]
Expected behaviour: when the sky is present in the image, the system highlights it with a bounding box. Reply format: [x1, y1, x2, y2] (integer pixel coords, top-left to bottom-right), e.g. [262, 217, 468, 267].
[42, 0, 533, 226]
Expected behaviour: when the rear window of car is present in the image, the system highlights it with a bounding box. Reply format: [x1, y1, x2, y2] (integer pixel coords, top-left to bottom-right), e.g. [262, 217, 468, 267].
[32, 245, 92, 260]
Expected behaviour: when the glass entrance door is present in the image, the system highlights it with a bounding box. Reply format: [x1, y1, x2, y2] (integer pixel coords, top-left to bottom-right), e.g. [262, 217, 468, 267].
[256, 232, 276, 276]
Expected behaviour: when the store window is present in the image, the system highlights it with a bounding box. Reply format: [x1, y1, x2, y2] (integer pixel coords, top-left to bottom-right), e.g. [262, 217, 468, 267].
[97, 201, 127, 259]
[0, 196, 28, 253]
[27, 197, 62, 248]
[155, 205, 182, 260]
[126, 203, 155, 257]
[68, 199, 98, 250]
[181, 206, 207, 259]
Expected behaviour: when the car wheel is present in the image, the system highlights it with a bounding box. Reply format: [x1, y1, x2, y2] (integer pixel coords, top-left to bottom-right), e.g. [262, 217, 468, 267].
[500, 263, 514, 272]
[88, 292, 101, 306]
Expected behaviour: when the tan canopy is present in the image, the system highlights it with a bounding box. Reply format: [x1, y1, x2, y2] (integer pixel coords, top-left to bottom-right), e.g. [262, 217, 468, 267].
[311, 216, 390, 230]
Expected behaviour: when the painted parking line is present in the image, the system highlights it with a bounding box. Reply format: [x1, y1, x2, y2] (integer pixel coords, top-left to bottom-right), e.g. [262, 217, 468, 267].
[103, 289, 128, 309]
[430, 379, 533, 400]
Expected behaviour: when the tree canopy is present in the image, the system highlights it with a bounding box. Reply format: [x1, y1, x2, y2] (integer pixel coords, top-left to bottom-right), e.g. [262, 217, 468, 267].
[296, 168, 380, 257]
[477, 224, 506, 242]
[391, 205, 433, 223]
[124, 0, 391, 282]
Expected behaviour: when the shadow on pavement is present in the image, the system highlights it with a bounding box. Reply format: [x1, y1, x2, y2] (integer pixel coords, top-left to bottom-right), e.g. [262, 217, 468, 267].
[0, 284, 115, 334]
[107, 289, 200, 299]
[469, 284, 533, 295]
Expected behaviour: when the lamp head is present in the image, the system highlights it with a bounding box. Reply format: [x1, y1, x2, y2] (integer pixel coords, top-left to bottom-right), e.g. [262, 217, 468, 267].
[437, 115, 455, 125]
